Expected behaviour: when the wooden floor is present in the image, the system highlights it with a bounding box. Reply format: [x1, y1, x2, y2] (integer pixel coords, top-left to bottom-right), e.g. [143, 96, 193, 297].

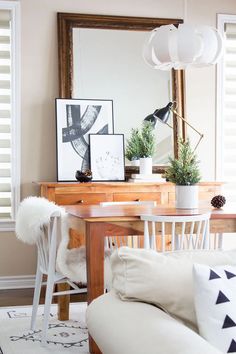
[0, 287, 87, 307]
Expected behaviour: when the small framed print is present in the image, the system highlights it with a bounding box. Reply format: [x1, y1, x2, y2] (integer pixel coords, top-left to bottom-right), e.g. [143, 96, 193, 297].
[89, 134, 125, 181]
[55, 98, 114, 181]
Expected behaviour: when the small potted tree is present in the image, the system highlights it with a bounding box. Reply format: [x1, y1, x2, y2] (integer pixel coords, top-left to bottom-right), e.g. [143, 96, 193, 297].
[125, 128, 141, 166]
[138, 121, 155, 175]
[164, 139, 201, 209]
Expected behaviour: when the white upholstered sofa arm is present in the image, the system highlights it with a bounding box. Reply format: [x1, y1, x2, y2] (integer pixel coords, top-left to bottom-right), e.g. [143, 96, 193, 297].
[86, 291, 222, 354]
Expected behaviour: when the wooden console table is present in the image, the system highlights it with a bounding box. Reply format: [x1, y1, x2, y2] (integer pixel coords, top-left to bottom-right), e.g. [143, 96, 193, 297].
[40, 181, 222, 207]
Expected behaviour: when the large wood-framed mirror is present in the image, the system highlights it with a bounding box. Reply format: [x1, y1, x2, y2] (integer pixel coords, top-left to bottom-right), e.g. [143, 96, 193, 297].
[57, 13, 185, 176]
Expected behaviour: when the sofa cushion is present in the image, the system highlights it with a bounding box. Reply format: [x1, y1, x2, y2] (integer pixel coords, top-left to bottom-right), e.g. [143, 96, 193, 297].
[87, 291, 223, 354]
[193, 263, 236, 353]
[111, 247, 236, 331]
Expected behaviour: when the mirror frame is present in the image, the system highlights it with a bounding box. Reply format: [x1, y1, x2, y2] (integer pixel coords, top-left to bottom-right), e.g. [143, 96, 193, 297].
[57, 13, 186, 176]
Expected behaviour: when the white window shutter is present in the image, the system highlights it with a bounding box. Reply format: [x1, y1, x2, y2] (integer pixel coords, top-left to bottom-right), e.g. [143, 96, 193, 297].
[0, 11, 11, 218]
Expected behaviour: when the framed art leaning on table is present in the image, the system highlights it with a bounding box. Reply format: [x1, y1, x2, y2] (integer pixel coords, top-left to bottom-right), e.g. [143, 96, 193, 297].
[89, 134, 125, 181]
[55, 98, 114, 181]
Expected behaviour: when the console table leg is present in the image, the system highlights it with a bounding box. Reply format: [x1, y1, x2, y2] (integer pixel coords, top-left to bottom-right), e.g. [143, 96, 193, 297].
[57, 283, 70, 321]
[89, 335, 102, 354]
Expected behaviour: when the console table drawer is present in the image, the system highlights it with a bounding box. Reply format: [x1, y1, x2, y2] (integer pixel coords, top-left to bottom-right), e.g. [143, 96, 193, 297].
[55, 193, 107, 205]
[113, 192, 161, 203]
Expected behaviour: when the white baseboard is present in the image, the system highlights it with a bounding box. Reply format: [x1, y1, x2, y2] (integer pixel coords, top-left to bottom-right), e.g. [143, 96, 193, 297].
[0, 275, 35, 290]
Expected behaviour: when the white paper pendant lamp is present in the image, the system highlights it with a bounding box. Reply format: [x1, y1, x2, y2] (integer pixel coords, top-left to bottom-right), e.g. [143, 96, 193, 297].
[143, 23, 224, 70]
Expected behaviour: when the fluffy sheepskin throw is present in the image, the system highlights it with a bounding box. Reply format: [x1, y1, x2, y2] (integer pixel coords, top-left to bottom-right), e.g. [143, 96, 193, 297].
[15, 196, 111, 286]
[15, 196, 63, 245]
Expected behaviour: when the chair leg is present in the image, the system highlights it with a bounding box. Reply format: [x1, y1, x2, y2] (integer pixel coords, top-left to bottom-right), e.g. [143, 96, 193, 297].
[217, 233, 223, 250]
[30, 266, 43, 331]
[174, 234, 179, 251]
[41, 275, 55, 346]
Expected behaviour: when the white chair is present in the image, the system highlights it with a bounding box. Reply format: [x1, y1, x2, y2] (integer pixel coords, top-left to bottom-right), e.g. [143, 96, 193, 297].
[141, 213, 211, 251]
[32, 211, 87, 346]
[101, 201, 156, 251]
[15, 197, 87, 346]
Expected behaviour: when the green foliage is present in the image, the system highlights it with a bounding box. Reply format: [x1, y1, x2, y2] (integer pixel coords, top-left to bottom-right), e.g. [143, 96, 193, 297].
[125, 128, 141, 161]
[138, 121, 155, 158]
[164, 139, 201, 185]
[125, 121, 155, 161]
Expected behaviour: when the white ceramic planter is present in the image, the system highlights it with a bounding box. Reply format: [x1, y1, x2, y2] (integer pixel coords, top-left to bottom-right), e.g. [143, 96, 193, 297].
[139, 157, 152, 175]
[130, 159, 140, 167]
[175, 185, 199, 209]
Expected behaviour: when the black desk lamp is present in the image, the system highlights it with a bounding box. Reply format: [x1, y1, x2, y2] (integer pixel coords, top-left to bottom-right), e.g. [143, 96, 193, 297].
[144, 102, 204, 152]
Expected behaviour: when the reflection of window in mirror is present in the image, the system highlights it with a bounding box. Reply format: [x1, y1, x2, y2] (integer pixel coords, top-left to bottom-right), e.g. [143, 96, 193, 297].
[73, 28, 173, 165]
[217, 14, 236, 203]
[0, 3, 20, 230]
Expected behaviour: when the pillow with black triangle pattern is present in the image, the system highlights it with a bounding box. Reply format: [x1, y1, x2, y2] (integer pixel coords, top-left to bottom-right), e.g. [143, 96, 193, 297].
[193, 263, 236, 353]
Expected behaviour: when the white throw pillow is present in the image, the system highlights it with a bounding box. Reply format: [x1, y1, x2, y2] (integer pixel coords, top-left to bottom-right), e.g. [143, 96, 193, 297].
[111, 247, 236, 331]
[193, 263, 236, 353]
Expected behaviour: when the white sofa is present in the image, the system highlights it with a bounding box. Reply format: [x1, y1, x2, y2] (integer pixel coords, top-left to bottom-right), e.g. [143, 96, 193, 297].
[86, 247, 236, 354]
[87, 290, 223, 354]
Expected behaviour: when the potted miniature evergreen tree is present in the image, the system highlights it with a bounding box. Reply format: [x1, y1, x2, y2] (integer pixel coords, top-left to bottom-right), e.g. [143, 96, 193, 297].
[138, 121, 155, 175]
[164, 138, 201, 208]
[125, 121, 155, 173]
[125, 128, 141, 166]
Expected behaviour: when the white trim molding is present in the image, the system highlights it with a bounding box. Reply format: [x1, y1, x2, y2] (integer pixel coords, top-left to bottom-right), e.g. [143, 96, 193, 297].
[216, 14, 236, 181]
[0, 275, 35, 290]
[216, 14, 225, 181]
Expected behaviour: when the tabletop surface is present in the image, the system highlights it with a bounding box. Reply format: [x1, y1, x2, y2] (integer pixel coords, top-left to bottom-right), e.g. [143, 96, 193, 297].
[65, 203, 236, 220]
[38, 181, 223, 187]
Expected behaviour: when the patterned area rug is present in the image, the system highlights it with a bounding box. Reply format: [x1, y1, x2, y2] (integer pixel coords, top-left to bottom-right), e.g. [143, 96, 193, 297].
[0, 303, 89, 353]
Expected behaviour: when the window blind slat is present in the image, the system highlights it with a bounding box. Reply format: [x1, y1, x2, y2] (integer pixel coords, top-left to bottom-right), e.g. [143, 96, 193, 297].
[0, 140, 10, 148]
[0, 156, 10, 163]
[224, 130, 236, 137]
[0, 188, 11, 194]
[0, 65, 10, 74]
[0, 170, 10, 177]
[0, 117, 10, 123]
[0, 125, 10, 133]
[225, 102, 236, 109]
[0, 95, 10, 103]
[0, 206, 11, 212]
[0, 34, 10, 43]
[225, 23, 236, 33]
[225, 75, 236, 80]
[0, 110, 10, 118]
[0, 51, 10, 60]
[0, 9, 14, 220]
[222, 22, 236, 201]
[0, 80, 10, 89]
[225, 89, 236, 95]
[0, 21, 10, 29]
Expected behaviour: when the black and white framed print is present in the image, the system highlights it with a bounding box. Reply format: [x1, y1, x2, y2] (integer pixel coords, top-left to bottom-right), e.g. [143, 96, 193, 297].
[56, 98, 114, 181]
[89, 134, 125, 181]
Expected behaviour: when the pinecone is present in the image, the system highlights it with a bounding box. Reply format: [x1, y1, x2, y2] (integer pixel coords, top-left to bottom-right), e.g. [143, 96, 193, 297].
[211, 195, 226, 209]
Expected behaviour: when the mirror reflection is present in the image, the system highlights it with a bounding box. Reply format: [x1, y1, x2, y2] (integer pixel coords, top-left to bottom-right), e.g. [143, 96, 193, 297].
[57, 13, 185, 170]
[72, 28, 173, 165]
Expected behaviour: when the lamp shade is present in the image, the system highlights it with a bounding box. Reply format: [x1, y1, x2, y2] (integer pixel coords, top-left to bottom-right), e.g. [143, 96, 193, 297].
[144, 102, 173, 127]
[143, 24, 223, 70]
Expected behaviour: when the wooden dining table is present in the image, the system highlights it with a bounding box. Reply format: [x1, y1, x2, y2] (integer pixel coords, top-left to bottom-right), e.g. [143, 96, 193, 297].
[62, 203, 236, 354]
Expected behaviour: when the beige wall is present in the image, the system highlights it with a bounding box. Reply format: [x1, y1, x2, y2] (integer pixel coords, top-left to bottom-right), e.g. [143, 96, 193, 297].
[0, 0, 235, 277]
